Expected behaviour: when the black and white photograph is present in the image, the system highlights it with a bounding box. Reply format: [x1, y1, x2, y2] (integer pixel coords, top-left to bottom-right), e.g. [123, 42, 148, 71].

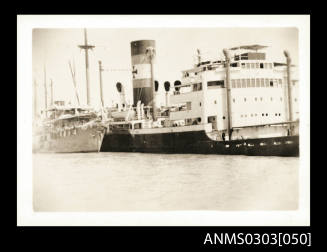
[17, 15, 310, 226]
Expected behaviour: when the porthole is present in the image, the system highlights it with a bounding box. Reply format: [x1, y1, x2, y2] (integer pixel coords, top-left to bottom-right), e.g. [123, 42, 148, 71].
[199, 102, 202, 106]
[222, 116, 226, 120]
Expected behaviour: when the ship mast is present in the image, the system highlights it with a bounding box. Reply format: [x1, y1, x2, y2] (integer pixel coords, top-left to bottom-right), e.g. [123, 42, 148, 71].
[98, 60, 104, 108]
[284, 51, 293, 122]
[78, 28, 95, 107]
[43, 64, 47, 118]
[284, 50, 293, 136]
[50, 78, 54, 107]
[223, 49, 232, 141]
[33, 79, 38, 120]
[68, 60, 81, 107]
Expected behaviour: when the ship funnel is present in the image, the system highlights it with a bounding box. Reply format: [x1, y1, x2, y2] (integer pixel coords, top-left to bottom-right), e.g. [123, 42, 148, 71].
[174, 80, 181, 91]
[131, 40, 156, 106]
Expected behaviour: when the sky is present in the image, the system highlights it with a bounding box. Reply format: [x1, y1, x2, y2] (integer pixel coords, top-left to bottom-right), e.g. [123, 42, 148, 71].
[33, 27, 298, 110]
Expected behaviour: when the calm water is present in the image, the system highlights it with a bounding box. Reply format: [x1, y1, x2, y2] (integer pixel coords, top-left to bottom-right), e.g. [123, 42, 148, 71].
[33, 153, 299, 211]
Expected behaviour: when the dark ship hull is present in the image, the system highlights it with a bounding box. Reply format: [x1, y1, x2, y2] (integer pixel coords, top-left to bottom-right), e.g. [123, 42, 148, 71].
[100, 129, 299, 157]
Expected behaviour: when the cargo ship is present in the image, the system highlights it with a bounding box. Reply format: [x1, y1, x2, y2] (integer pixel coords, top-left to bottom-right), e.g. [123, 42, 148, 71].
[100, 40, 299, 156]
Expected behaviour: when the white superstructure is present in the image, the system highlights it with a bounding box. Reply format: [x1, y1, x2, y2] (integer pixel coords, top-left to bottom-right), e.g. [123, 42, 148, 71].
[168, 45, 299, 140]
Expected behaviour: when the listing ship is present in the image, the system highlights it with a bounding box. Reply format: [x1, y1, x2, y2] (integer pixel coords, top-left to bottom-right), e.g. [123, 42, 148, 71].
[33, 29, 106, 153]
[100, 40, 299, 156]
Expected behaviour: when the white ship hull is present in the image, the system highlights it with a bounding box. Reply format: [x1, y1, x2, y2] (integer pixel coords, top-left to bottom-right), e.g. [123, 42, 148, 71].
[34, 126, 104, 153]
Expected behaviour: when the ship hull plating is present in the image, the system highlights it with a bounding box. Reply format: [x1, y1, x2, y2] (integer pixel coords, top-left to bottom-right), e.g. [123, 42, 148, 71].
[100, 130, 299, 157]
[35, 127, 104, 153]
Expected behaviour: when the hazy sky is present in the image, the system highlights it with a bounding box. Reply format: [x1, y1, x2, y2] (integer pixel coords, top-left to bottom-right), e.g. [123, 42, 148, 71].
[33, 27, 298, 110]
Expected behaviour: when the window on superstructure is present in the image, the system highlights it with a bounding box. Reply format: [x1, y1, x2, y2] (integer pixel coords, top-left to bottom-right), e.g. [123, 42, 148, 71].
[230, 63, 238, 67]
[241, 63, 245, 69]
[237, 79, 241, 88]
[233, 98, 235, 103]
[264, 63, 268, 68]
[256, 63, 259, 68]
[241, 53, 248, 60]
[251, 63, 255, 69]
[244, 98, 247, 102]
[246, 79, 251, 87]
[260, 78, 265, 87]
[208, 80, 224, 87]
[256, 78, 260, 87]
[269, 63, 272, 69]
[232, 79, 236, 88]
[270, 80, 274, 87]
[187, 102, 192, 110]
[241, 79, 246, 88]
[273, 79, 278, 87]
[251, 78, 255, 87]
[280, 97, 283, 101]
[260, 63, 264, 69]
[198, 83, 202, 90]
[265, 78, 269, 87]
[246, 63, 250, 69]
[278, 79, 282, 86]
